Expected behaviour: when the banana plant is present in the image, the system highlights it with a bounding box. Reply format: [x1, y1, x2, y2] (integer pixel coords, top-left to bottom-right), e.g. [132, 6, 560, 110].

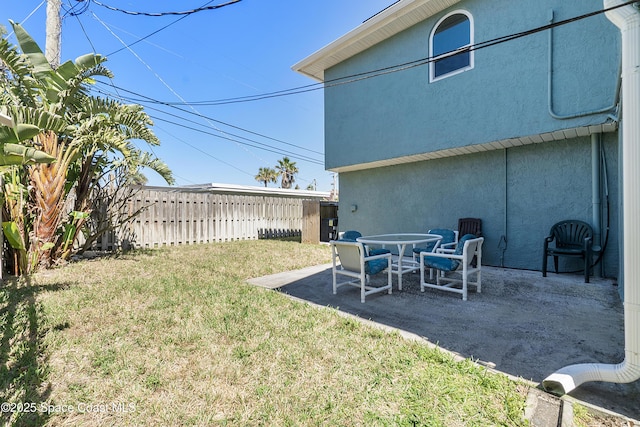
[0, 22, 173, 272]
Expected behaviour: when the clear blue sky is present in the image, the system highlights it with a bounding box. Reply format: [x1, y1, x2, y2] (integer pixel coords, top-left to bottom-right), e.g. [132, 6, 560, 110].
[2, 1, 394, 191]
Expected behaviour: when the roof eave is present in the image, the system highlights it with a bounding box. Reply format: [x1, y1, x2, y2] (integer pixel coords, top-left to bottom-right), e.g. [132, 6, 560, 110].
[292, 0, 462, 82]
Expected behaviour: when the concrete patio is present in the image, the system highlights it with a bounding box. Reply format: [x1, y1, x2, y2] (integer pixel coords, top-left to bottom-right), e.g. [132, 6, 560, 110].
[249, 263, 640, 423]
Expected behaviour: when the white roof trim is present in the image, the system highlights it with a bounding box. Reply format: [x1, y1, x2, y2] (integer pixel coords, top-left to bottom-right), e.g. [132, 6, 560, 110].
[328, 123, 619, 173]
[292, 0, 461, 82]
[139, 183, 331, 199]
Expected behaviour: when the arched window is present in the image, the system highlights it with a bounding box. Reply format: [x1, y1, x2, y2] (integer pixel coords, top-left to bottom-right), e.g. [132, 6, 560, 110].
[430, 11, 474, 82]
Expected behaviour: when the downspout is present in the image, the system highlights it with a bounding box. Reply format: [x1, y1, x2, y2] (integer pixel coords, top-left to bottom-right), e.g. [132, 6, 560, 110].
[542, 0, 640, 395]
[592, 133, 602, 277]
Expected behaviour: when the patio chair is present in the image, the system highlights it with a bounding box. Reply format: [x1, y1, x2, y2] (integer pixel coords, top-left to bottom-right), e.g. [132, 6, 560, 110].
[339, 230, 390, 256]
[419, 234, 484, 301]
[331, 240, 392, 303]
[542, 220, 597, 283]
[458, 217, 482, 237]
[412, 228, 457, 261]
[458, 218, 482, 266]
[412, 228, 457, 278]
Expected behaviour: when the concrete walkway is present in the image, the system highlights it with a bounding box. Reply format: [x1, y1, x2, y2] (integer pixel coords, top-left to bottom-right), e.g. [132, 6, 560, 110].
[248, 264, 640, 425]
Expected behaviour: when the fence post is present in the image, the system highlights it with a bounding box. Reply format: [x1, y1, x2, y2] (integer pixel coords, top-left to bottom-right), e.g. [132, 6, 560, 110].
[302, 200, 320, 244]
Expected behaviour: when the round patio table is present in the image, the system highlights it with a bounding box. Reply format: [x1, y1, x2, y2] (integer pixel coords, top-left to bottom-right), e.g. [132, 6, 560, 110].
[357, 233, 442, 290]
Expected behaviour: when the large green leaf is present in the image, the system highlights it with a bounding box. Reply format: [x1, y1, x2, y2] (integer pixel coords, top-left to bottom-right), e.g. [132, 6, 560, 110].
[0, 143, 55, 165]
[74, 53, 107, 72]
[0, 124, 41, 144]
[2, 221, 25, 250]
[10, 21, 52, 79]
[0, 106, 67, 136]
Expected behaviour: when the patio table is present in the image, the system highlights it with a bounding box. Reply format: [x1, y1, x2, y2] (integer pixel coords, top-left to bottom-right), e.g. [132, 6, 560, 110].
[357, 233, 442, 290]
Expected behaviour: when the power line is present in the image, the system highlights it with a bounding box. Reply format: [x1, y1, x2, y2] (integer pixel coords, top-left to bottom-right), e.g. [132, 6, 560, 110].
[151, 124, 256, 178]
[62, 0, 90, 18]
[91, 0, 242, 17]
[92, 10, 276, 166]
[104, 0, 226, 57]
[88, 7, 325, 186]
[149, 115, 324, 165]
[93, 81, 325, 157]
[93, 86, 324, 164]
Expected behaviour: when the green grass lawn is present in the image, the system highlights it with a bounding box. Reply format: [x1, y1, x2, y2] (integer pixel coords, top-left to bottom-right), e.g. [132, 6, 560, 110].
[1, 240, 532, 426]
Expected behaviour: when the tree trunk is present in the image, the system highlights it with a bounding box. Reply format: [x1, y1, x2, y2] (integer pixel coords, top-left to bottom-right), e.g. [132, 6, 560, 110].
[29, 131, 68, 269]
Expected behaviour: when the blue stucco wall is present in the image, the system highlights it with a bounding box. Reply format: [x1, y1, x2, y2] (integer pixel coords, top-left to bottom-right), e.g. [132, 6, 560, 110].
[323, 0, 621, 276]
[324, 0, 620, 170]
[338, 133, 619, 276]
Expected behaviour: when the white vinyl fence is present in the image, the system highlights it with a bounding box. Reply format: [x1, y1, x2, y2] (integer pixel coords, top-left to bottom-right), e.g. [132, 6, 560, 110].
[95, 187, 320, 250]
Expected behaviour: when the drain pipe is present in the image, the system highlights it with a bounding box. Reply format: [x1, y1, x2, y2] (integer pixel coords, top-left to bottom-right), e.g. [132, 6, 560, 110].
[542, 0, 640, 395]
[592, 133, 602, 277]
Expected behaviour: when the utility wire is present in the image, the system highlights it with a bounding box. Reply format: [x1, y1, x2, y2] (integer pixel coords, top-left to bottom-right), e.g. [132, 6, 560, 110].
[91, 11, 273, 166]
[94, 85, 324, 164]
[152, 124, 256, 178]
[68, 1, 97, 52]
[91, 0, 242, 17]
[93, 82, 326, 169]
[7, 0, 46, 38]
[149, 115, 324, 165]
[90, 7, 323, 186]
[89, 6, 325, 182]
[105, 0, 227, 57]
[93, 81, 325, 157]
[62, 0, 90, 18]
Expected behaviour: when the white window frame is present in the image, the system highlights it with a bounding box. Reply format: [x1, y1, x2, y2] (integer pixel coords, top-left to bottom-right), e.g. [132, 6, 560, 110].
[429, 10, 474, 83]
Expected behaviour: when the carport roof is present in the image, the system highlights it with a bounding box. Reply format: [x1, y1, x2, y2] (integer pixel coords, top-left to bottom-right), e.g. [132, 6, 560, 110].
[292, 0, 461, 82]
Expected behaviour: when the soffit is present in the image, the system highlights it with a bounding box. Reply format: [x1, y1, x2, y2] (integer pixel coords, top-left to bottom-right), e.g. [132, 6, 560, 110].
[292, 0, 461, 82]
[328, 123, 618, 173]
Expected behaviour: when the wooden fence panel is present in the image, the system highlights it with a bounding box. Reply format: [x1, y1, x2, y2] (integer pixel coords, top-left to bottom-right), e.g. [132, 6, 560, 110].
[98, 188, 312, 249]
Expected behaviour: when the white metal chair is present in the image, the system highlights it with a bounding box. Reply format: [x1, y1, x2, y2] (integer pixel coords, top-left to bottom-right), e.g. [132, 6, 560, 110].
[331, 240, 392, 303]
[419, 235, 484, 301]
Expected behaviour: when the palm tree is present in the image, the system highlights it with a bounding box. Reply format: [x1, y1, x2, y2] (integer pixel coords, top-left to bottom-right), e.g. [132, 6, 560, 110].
[275, 157, 298, 189]
[0, 22, 174, 271]
[255, 167, 277, 187]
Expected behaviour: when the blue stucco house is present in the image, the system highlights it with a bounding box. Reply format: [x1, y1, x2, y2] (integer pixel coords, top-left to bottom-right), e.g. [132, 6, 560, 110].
[294, 0, 621, 277]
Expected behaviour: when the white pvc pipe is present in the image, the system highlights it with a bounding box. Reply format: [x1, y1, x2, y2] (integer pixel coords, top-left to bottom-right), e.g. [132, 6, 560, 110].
[542, 0, 640, 395]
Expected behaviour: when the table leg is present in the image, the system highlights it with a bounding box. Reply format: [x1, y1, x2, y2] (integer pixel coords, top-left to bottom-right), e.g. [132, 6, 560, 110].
[397, 243, 406, 290]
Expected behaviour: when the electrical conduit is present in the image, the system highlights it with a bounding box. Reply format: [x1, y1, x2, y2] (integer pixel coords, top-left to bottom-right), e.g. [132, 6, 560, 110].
[542, 0, 640, 395]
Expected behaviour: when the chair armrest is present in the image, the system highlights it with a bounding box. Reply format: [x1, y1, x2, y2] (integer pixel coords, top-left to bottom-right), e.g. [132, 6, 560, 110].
[436, 247, 456, 254]
[419, 252, 463, 262]
[584, 236, 594, 256]
[544, 235, 555, 243]
[364, 252, 392, 262]
[440, 242, 457, 250]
